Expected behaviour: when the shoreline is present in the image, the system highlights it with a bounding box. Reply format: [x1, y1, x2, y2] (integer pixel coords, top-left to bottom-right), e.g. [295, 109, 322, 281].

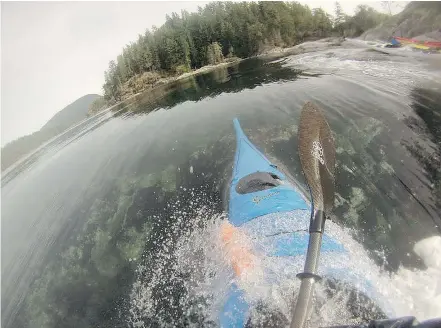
[87, 59, 244, 116]
[175, 59, 243, 81]
[114, 59, 244, 106]
[90, 37, 347, 115]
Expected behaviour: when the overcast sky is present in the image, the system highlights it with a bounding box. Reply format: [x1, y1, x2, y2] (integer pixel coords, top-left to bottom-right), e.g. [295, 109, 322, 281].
[1, 1, 405, 146]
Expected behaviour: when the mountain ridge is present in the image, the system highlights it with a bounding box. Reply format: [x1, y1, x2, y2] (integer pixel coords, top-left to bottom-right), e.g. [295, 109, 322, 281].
[360, 2, 441, 42]
[1, 94, 100, 171]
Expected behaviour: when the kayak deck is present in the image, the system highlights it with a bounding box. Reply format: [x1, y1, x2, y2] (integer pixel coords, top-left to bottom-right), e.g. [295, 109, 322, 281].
[229, 118, 309, 226]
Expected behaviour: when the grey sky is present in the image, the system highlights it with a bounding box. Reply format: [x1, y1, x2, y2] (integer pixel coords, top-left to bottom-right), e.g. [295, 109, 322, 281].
[1, 1, 210, 146]
[1, 1, 404, 146]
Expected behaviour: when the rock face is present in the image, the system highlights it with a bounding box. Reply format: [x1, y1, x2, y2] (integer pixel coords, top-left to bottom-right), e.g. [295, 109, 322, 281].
[360, 2, 441, 42]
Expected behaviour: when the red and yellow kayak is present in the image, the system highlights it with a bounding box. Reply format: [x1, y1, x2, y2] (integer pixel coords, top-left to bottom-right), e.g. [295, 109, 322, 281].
[392, 36, 441, 51]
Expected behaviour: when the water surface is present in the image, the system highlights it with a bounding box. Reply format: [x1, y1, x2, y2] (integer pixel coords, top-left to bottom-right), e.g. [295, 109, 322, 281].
[2, 40, 441, 328]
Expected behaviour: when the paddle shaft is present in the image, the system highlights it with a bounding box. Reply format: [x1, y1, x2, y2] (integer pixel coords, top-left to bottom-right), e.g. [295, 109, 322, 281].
[290, 211, 326, 328]
[290, 102, 336, 328]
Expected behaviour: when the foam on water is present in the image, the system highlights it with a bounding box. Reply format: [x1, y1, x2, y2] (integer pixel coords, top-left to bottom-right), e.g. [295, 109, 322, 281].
[325, 222, 441, 321]
[281, 42, 441, 85]
[391, 236, 441, 319]
[127, 208, 441, 327]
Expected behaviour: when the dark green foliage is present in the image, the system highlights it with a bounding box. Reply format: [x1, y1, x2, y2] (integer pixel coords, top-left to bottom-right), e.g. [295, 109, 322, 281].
[350, 5, 389, 36]
[101, 1, 390, 103]
[206, 42, 224, 65]
[334, 2, 348, 37]
[102, 1, 335, 103]
[334, 2, 389, 38]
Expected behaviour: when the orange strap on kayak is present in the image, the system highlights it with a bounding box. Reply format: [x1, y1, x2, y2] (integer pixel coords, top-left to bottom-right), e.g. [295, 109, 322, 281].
[220, 222, 255, 276]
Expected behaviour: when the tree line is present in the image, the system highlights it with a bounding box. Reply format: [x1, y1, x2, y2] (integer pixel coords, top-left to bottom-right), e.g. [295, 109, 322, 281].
[101, 1, 388, 104]
[334, 2, 389, 38]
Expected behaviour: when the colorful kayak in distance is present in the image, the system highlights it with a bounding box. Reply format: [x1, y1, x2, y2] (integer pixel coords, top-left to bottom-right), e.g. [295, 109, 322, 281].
[219, 118, 392, 327]
[387, 36, 441, 53]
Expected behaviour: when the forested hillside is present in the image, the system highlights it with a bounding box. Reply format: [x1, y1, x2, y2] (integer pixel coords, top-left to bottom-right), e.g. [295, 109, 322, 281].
[334, 2, 388, 39]
[101, 2, 330, 104]
[100, 2, 388, 105]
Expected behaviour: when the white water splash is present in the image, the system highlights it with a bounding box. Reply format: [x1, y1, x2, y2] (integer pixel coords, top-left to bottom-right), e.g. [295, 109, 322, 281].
[282, 42, 441, 86]
[389, 236, 441, 320]
[128, 210, 441, 327]
[324, 223, 441, 322]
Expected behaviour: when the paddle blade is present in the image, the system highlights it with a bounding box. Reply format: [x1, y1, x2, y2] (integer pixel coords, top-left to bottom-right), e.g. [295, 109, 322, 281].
[298, 102, 336, 212]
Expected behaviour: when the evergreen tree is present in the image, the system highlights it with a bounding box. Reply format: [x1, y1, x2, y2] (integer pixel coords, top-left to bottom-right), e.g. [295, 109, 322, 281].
[101, 1, 385, 102]
[334, 2, 346, 36]
[206, 42, 224, 65]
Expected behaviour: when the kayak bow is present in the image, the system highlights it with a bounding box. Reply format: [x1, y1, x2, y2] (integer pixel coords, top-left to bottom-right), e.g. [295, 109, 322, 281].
[229, 118, 309, 227]
[220, 109, 391, 328]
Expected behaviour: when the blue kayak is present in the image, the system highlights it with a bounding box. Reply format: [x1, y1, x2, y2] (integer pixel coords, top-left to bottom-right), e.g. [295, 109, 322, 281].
[219, 119, 391, 327]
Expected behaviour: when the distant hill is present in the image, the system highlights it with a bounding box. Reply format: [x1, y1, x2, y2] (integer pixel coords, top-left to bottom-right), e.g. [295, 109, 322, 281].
[360, 2, 441, 42]
[41, 94, 100, 132]
[1, 94, 100, 171]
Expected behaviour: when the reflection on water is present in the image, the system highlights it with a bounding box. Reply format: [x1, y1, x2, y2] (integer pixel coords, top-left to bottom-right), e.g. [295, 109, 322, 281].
[114, 58, 304, 118]
[2, 49, 441, 328]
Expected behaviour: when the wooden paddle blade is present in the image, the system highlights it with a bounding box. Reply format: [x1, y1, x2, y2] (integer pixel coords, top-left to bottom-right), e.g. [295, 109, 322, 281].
[298, 102, 336, 212]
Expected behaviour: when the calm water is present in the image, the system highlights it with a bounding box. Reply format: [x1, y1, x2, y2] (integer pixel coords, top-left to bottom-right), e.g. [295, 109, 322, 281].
[2, 40, 441, 328]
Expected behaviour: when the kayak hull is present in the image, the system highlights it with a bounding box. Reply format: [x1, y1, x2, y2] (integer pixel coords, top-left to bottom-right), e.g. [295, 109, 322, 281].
[220, 119, 391, 327]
